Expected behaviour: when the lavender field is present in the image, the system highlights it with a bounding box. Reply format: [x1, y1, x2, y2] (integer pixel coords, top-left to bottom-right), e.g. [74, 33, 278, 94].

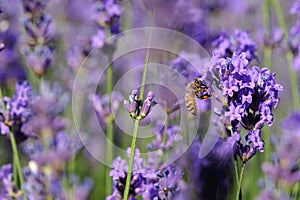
[0, 0, 300, 199]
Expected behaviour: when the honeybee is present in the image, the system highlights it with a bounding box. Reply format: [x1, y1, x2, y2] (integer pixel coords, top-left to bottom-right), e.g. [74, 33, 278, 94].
[185, 78, 211, 116]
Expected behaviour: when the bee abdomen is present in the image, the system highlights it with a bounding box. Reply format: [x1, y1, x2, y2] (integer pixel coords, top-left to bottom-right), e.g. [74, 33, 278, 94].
[185, 93, 197, 116]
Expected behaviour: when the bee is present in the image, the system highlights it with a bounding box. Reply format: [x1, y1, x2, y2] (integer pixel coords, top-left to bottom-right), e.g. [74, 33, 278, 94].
[185, 78, 211, 116]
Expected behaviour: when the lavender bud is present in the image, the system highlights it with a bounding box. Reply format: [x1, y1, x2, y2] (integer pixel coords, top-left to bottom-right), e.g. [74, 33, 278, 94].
[91, 29, 106, 49]
[24, 19, 38, 45]
[129, 90, 138, 102]
[124, 100, 138, 118]
[26, 45, 52, 77]
[124, 90, 140, 119]
[139, 91, 155, 119]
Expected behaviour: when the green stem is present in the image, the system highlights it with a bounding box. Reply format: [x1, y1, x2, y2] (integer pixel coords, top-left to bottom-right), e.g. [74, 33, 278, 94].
[272, 0, 287, 37]
[287, 52, 300, 110]
[13, 155, 17, 186]
[162, 113, 169, 144]
[234, 158, 239, 184]
[264, 48, 272, 69]
[263, 0, 271, 40]
[292, 182, 299, 199]
[105, 28, 114, 197]
[123, 119, 140, 200]
[0, 88, 26, 199]
[67, 59, 90, 176]
[123, 26, 153, 200]
[0, 88, 5, 112]
[9, 131, 25, 191]
[236, 164, 245, 200]
[272, 0, 300, 110]
[105, 118, 113, 196]
[263, 0, 272, 190]
[139, 41, 151, 101]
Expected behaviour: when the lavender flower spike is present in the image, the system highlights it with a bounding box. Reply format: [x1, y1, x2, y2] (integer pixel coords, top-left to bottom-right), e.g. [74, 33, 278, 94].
[124, 90, 155, 120]
[0, 81, 33, 143]
[0, 164, 23, 199]
[21, 0, 55, 77]
[205, 51, 282, 163]
[257, 112, 300, 199]
[107, 148, 146, 200]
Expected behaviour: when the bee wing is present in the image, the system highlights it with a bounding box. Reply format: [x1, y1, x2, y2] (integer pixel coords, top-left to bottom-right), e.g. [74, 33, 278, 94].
[185, 92, 197, 116]
[186, 82, 194, 92]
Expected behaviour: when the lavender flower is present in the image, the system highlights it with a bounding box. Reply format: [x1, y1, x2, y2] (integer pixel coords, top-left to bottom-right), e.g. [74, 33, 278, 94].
[212, 30, 257, 61]
[66, 176, 94, 200]
[23, 160, 93, 199]
[22, 102, 84, 198]
[91, 91, 123, 121]
[21, 94, 81, 174]
[124, 90, 156, 120]
[139, 0, 208, 44]
[179, 140, 231, 199]
[148, 122, 182, 151]
[91, 0, 123, 49]
[140, 91, 155, 119]
[256, 190, 290, 200]
[23, 161, 47, 199]
[92, 0, 122, 32]
[21, 0, 49, 15]
[124, 90, 139, 118]
[293, 47, 300, 71]
[264, 28, 284, 49]
[205, 52, 282, 163]
[107, 148, 146, 200]
[24, 45, 52, 77]
[0, 164, 23, 199]
[91, 29, 106, 49]
[169, 53, 201, 82]
[143, 165, 182, 200]
[21, 97, 66, 138]
[257, 112, 300, 199]
[0, 2, 26, 82]
[24, 132, 80, 174]
[21, 0, 55, 76]
[290, 0, 300, 70]
[108, 147, 184, 200]
[0, 81, 33, 143]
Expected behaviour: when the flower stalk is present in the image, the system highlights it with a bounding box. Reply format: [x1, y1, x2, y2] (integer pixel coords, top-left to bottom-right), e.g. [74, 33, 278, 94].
[123, 27, 153, 200]
[106, 28, 114, 197]
[263, 0, 272, 189]
[236, 164, 245, 200]
[0, 87, 26, 199]
[272, 0, 300, 110]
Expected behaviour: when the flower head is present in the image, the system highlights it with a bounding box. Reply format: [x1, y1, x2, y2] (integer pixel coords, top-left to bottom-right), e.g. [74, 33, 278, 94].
[107, 148, 146, 200]
[124, 90, 155, 120]
[148, 122, 182, 151]
[25, 45, 52, 77]
[207, 52, 282, 163]
[257, 112, 300, 199]
[91, 91, 123, 122]
[0, 164, 23, 199]
[0, 81, 33, 143]
[21, 0, 55, 77]
[212, 30, 257, 61]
